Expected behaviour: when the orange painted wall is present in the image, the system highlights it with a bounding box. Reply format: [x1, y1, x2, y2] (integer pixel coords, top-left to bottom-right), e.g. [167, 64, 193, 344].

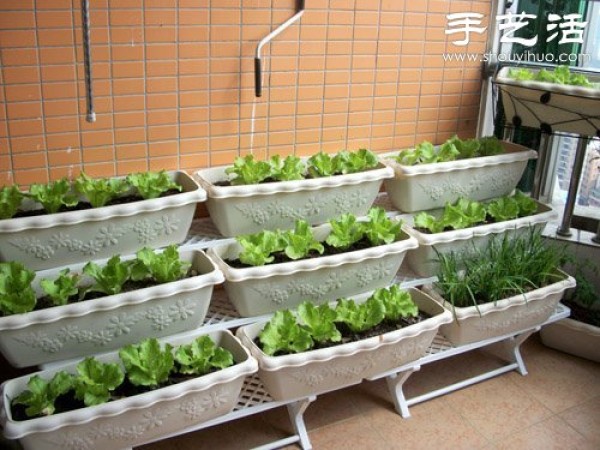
[0, 0, 491, 187]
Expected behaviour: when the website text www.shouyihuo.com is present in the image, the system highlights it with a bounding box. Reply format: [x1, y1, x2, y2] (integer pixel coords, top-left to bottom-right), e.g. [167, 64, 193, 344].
[442, 51, 591, 64]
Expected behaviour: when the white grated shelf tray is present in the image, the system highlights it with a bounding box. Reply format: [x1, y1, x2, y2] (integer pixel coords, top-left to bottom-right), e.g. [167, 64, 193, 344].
[87, 194, 573, 448]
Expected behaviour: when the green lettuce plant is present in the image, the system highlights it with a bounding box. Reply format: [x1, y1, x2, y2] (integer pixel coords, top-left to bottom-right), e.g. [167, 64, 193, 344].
[396, 135, 504, 165]
[297, 301, 341, 344]
[73, 357, 124, 406]
[486, 196, 520, 222]
[130, 245, 191, 284]
[256, 286, 421, 356]
[11, 334, 236, 419]
[126, 170, 182, 199]
[371, 285, 418, 321]
[325, 213, 364, 249]
[0, 261, 36, 315]
[334, 297, 386, 333]
[237, 230, 284, 266]
[281, 220, 324, 260]
[0, 185, 24, 219]
[269, 155, 305, 181]
[174, 335, 234, 375]
[27, 179, 78, 214]
[362, 207, 401, 245]
[83, 255, 131, 296]
[74, 172, 129, 208]
[307, 151, 336, 177]
[258, 310, 314, 356]
[414, 192, 535, 234]
[509, 65, 593, 87]
[226, 154, 272, 185]
[12, 372, 74, 417]
[332, 149, 378, 174]
[40, 269, 80, 306]
[119, 338, 174, 387]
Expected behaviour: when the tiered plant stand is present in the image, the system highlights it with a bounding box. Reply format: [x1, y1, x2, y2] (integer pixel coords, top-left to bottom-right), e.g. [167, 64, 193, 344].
[375, 303, 570, 418]
[129, 276, 569, 450]
[13, 196, 571, 450]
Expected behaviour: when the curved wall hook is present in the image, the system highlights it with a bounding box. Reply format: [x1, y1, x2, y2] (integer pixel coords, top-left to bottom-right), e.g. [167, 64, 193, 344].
[254, 0, 305, 97]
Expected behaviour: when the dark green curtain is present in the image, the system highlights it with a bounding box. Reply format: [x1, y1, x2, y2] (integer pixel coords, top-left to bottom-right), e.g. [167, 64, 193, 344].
[493, 0, 588, 191]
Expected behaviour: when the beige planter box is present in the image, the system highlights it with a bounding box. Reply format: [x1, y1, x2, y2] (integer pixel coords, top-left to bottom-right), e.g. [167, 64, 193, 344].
[494, 66, 600, 136]
[540, 318, 600, 362]
[0, 249, 224, 368]
[195, 161, 393, 236]
[403, 200, 557, 277]
[207, 224, 418, 317]
[1, 330, 257, 450]
[380, 142, 536, 213]
[423, 272, 576, 346]
[236, 288, 452, 401]
[0, 171, 205, 271]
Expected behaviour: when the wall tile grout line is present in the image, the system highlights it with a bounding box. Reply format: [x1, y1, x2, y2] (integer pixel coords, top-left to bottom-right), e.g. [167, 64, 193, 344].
[175, 0, 181, 170]
[319, 0, 332, 151]
[0, 38, 15, 184]
[141, 0, 149, 172]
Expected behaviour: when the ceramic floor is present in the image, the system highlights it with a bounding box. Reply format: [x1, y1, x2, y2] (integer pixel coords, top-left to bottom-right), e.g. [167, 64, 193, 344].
[139, 334, 599, 450]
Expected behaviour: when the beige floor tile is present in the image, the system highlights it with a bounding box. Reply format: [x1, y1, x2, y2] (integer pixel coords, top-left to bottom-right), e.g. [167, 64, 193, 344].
[506, 336, 600, 414]
[365, 395, 491, 450]
[307, 416, 390, 449]
[139, 413, 288, 450]
[443, 375, 553, 442]
[495, 415, 594, 450]
[559, 395, 600, 446]
[137, 335, 599, 450]
[261, 387, 363, 433]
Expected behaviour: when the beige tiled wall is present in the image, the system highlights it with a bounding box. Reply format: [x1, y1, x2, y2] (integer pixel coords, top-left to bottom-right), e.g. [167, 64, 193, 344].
[0, 0, 491, 186]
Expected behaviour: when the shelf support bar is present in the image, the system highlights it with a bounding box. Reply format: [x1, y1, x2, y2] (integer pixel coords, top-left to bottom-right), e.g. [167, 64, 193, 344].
[286, 396, 315, 450]
[385, 366, 420, 418]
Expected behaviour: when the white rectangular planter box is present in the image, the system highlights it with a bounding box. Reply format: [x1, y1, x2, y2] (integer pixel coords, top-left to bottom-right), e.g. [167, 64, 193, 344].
[195, 161, 394, 236]
[207, 224, 418, 317]
[0, 249, 224, 368]
[423, 272, 576, 346]
[494, 66, 600, 137]
[540, 318, 600, 362]
[380, 142, 536, 212]
[0, 171, 206, 271]
[402, 200, 557, 277]
[236, 288, 452, 401]
[1, 330, 258, 450]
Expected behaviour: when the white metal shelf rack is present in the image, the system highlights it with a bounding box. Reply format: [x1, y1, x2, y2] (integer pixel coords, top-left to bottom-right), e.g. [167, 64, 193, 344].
[122, 204, 571, 450]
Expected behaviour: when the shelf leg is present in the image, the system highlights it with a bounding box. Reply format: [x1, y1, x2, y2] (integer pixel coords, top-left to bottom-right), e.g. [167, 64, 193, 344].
[480, 328, 537, 376]
[385, 366, 420, 418]
[286, 396, 315, 450]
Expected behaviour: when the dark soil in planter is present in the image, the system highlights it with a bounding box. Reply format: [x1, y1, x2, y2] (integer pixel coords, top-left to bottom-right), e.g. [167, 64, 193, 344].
[11, 189, 181, 219]
[563, 299, 600, 328]
[10, 363, 229, 421]
[213, 167, 378, 187]
[226, 237, 391, 268]
[0, 269, 199, 318]
[255, 310, 432, 357]
[413, 211, 539, 235]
